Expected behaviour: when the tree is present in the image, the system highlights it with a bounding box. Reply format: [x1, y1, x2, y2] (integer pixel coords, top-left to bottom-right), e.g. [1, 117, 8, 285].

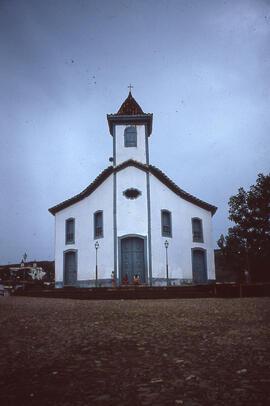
[218, 173, 270, 282]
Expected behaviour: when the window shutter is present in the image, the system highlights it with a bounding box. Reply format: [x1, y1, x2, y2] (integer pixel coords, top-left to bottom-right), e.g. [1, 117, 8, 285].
[162, 210, 172, 237]
[94, 211, 103, 238]
[66, 219, 75, 243]
[192, 219, 203, 242]
[124, 126, 137, 147]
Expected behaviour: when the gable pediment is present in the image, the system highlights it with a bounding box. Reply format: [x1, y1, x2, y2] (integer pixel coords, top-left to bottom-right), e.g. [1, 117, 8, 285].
[49, 159, 217, 216]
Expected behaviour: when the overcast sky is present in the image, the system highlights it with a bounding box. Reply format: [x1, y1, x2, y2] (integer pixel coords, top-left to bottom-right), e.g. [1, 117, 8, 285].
[0, 0, 269, 264]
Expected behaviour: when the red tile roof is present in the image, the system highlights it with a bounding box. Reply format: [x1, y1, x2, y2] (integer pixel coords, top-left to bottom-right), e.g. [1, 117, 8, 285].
[117, 91, 145, 115]
[107, 92, 153, 135]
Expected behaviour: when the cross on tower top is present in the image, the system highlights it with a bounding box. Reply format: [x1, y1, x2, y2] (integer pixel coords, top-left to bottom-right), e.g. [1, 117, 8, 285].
[128, 83, 134, 92]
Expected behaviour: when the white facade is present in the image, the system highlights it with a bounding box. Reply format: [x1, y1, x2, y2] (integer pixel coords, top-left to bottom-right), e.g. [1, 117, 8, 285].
[49, 92, 217, 287]
[54, 176, 114, 285]
[116, 166, 148, 237]
[150, 174, 215, 283]
[115, 125, 147, 165]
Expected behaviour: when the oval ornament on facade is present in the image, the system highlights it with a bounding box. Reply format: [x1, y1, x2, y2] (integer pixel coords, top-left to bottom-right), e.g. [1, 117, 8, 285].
[123, 188, 141, 199]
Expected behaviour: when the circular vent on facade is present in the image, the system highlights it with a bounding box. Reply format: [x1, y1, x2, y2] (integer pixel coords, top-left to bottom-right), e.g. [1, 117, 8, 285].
[123, 188, 141, 199]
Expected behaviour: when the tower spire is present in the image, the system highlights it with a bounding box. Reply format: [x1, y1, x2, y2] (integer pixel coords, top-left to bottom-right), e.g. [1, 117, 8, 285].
[116, 91, 144, 115]
[107, 91, 153, 136]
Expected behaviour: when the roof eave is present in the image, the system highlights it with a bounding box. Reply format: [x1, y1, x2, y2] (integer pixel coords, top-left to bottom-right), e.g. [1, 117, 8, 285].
[48, 166, 114, 215]
[49, 159, 217, 217]
[107, 114, 153, 136]
[148, 165, 217, 216]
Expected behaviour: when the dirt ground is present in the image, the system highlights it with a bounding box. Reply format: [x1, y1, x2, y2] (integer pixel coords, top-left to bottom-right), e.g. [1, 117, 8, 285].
[0, 296, 269, 406]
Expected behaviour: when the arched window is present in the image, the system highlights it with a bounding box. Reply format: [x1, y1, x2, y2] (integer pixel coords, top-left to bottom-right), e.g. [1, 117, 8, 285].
[94, 211, 103, 239]
[161, 210, 172, 237]
[65, 218, 75, 244]
[124, 126, 137, 147]
[192, 218, 203, 242]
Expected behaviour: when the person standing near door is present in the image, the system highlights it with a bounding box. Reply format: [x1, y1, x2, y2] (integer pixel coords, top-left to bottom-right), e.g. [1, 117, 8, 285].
[111, 271, 115, 287]
[133, 274, 140, 285]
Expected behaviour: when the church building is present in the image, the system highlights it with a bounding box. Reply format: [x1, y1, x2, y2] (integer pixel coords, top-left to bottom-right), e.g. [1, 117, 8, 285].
[49, 91, 217, 288]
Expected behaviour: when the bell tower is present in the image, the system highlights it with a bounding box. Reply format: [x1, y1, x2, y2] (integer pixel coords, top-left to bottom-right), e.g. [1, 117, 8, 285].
[107, 91, 153, 166]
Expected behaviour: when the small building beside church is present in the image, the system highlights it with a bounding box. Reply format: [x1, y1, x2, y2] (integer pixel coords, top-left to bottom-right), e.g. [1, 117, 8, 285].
[49, 92, 217, 287]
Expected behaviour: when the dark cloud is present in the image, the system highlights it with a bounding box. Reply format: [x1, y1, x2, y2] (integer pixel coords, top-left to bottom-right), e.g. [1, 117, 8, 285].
[0, 0, 269, 263]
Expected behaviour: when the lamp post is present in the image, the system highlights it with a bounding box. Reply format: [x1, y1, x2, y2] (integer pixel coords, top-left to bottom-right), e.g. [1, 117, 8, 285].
[21, 259, 25, 290]
[164, 240, 169, 286]
[95, 241, 99, 287]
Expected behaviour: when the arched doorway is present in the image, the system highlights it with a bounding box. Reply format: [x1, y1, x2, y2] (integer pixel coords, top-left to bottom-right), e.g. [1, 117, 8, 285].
[64, 250, 77, 286]
[192, 248, 207, 284]
[119, 236, 147, 284]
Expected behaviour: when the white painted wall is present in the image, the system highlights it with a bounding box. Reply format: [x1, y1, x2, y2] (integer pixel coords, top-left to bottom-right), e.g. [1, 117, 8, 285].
[115, 125, 147, 165]
[54, 165, 215, 285]
[149, 174, 215, 282]
[55, 175, 114, 283]
[116, 166, 148, 237]
[116, 165, 149, 279]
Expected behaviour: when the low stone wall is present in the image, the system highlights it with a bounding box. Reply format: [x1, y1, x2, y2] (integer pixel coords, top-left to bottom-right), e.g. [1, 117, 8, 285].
[14, 283, 270, 300]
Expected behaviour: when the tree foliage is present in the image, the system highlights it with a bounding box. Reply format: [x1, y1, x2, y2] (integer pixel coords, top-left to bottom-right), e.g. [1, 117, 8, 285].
[218, 173, 270, 282]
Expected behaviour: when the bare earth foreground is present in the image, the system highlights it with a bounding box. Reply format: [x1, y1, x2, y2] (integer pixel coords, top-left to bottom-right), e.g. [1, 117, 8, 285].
[0, 297, 269, 406]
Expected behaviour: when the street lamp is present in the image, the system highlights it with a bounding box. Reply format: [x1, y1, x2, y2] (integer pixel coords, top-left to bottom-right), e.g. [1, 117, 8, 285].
[95, 241, 99, 287]
[164, 240, 169, 286]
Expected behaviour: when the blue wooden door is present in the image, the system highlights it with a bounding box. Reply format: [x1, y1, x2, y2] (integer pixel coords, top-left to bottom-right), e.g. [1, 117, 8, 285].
[121, 238, 145, 283]
[64, 251, 77, 285]
[192, 250, 207, 284]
